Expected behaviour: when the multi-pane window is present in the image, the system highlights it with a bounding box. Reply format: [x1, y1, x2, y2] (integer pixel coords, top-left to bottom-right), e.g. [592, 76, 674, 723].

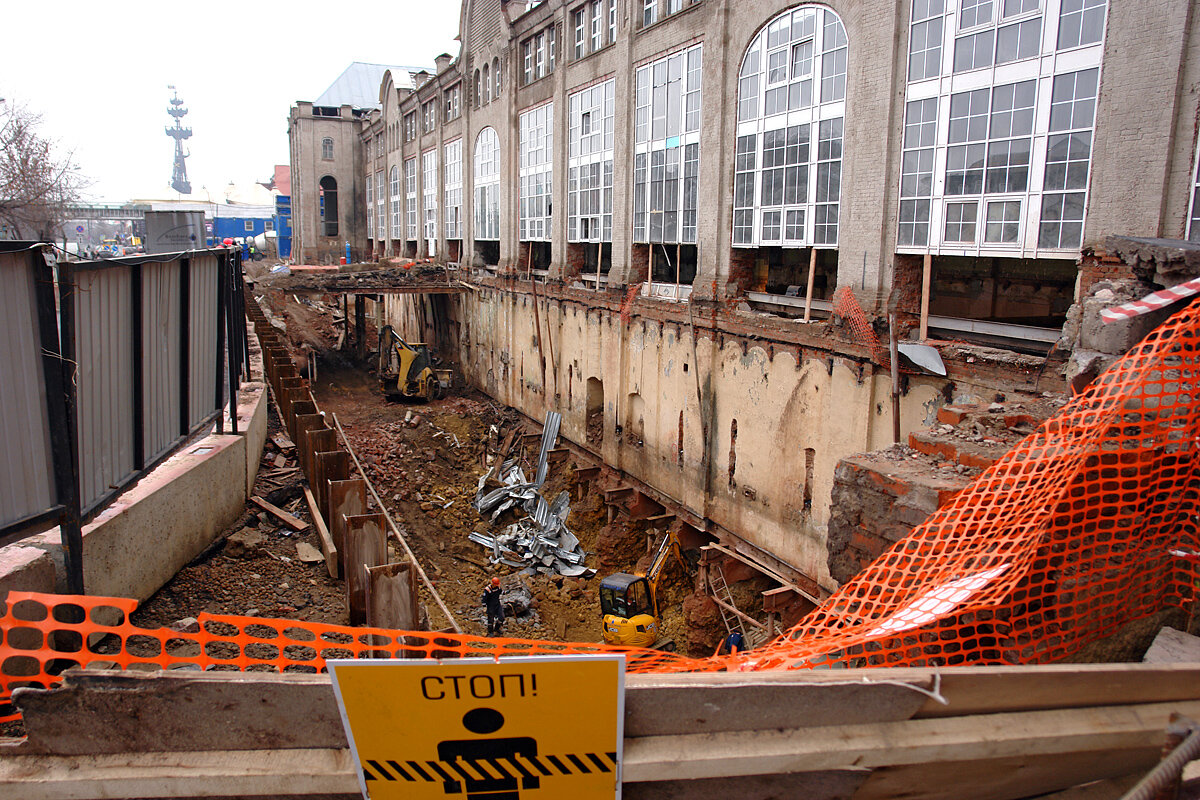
[568, 79, 614, 242]
[404, 112, 416, 142]
[483, 63, 491, 104]
[390, 165, 402, 239]
[519, 103, 554, 241]
[404, 158, 417, 241]
[634, 44, 702, 245]
[573, 0, 616, 59]
[375, 170, 385, 243]
[321, 137, 334, 160]
[444, 84, 461, 121]
[522, 27, 556, 85]
[422, 149, 438, 246]
[909, 0, 944, 81]
[1057, 0, 1106, 49]
[365, 174, 374, 238]
[642, 0, 697, 28]
[474, 128, 501, 240]
[422, 101, 436, 133]
[732, 7, 846, 247]
[899, 0, 1105, 254]
[444, 139, 463, 240]
[376, 135, 384, 159]
[493, 58, 501, 99]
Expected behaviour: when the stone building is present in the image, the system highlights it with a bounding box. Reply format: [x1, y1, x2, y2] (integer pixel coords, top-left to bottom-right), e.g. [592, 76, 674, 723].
[327, 0, 1199, 599]
[288, 63, 429, 265]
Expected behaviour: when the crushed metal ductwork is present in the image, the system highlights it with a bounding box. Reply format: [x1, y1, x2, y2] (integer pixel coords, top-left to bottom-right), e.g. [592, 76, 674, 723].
[470, 412, 594, 578]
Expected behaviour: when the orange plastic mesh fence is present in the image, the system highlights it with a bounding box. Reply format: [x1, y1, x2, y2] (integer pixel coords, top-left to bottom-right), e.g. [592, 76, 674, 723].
[832, 286, 889, 369]
[3, 300, 1198, 723]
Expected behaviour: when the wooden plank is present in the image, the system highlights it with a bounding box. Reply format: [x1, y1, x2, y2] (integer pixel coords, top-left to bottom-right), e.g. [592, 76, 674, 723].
[302, 486, 339, 579]
[327, 479, 367, 563]
[366, 562, 418, 631]
[344, 513, 387, 626]
[1142, 626, 1200, 664]
[249, 496, 307, 531]
[272, 453, 286, 469]
[626, 771, 868, 800]
[0, 749, 359, 800]
[851, 749, 1153, 800]
[621, 700, 1200, 783]
[271, 433, 295, 451]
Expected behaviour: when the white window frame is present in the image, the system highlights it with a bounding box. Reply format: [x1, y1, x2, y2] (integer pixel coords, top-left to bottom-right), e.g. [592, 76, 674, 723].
[474, 127, 501, 240]
[732, 7, 846, 248]
[1188, 142, 1200, 243]
[375, 169, 386, 244]
[519, 102, 554, 242]
[366, 173, 374, 238]
[445, 84, 461, 120]
[423, 148, 439, 251]
[444, 139, 463, 240]
[321, 137, 334, 160]
[898, 0, 1106, 257]
[568, 79, 615, 243]
[404, 158, 418, 241]
[390, 165, 403, 239]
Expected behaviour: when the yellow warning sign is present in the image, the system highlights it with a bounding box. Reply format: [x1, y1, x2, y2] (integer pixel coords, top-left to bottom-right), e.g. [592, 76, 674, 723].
[329, 655, 626, 800]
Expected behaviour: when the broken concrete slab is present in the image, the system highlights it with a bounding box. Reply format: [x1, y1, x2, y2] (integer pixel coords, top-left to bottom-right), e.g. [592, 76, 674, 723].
[224, 528, 266, 558]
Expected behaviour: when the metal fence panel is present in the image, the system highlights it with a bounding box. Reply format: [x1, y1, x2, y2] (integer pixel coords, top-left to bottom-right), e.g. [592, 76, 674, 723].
[0, 251, 57, 530]
[188, 254, 219, 428]
[75, 266, 135, 512]
[142, 261, 181, 463]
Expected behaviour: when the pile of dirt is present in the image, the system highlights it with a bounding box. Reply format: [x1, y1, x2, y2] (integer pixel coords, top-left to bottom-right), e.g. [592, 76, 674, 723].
[255, 263, 451, 293]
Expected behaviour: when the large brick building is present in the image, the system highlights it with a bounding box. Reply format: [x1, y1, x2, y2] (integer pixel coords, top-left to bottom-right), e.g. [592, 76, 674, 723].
[289, 0, 1200, 597]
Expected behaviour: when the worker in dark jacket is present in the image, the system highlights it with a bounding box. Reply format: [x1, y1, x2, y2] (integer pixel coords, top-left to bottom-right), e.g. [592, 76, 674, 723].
[482, 577, 505, 636]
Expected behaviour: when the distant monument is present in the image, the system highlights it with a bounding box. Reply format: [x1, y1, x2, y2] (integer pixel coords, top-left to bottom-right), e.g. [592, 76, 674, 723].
[166, 86, 192, 194]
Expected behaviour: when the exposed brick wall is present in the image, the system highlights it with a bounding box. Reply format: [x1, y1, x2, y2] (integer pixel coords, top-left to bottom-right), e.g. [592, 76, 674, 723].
[1078, 248, 1137, 296]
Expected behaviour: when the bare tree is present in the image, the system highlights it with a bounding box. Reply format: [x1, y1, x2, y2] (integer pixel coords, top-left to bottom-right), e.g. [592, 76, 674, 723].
[0, 98, 88, 241]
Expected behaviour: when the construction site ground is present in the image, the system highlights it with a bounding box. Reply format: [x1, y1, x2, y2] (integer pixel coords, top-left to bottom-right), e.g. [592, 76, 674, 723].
[131, 292, 699, 651]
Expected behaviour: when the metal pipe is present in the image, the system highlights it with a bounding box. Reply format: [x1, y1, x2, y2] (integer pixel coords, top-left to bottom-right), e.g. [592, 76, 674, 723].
[1119, 718, 1200, 800]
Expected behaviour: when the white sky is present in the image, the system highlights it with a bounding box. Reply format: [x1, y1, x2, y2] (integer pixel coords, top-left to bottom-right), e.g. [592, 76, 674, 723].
[1, 1, 463, 204]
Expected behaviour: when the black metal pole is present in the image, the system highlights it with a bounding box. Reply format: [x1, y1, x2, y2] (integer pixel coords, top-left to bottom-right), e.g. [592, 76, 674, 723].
[226, 251, 239, 434]
[214, 253, 227, 435]
[49, 257, 84, 595]
[131, 265, 145, 468]
[179, 258, 191, 436]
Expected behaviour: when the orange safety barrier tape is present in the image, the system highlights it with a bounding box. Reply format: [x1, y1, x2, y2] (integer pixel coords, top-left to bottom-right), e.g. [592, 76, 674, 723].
[3, 299, 1198, 723]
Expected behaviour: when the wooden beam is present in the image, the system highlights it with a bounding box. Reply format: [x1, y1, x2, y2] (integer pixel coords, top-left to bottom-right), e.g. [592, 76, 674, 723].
[803, 246, 817, 323]
[248, 496, 307, 532]
[302, 486, 339, 579]
[919, 252, 932, 340]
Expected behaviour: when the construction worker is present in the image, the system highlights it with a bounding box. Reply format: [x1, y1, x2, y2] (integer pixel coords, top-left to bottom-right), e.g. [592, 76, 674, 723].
[482, 577, 505, 636]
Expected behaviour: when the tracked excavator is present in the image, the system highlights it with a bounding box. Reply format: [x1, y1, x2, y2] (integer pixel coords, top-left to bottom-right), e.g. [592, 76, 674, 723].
[377, 325, 451, 402]
[599, 529, 687, 650]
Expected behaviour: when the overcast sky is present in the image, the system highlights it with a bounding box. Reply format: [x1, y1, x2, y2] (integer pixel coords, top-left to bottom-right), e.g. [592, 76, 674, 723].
[1, 1, 463, 204]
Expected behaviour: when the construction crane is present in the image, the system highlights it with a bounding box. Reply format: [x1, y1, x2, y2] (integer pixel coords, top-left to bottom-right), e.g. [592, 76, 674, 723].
[377, 325, 450, 402]
[599, 529, 687, 650]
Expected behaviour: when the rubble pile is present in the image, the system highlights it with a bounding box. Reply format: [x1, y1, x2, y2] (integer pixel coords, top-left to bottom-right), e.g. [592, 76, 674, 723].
[470, 413, 596, 578]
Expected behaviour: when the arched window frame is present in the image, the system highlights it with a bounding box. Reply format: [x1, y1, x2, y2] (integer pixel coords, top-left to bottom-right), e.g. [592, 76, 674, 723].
[321, 137, 334, 160]
[493, 57, 501, 98]
[473, 127, 501, 240]
[319, 175, 338, 237]
[732, 6, 847, 249]
[482, 62, 491, 104]
[473, 70, 482, 107]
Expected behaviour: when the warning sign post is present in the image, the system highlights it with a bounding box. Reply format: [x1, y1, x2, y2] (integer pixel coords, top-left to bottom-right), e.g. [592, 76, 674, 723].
[329, 655, 626, 800]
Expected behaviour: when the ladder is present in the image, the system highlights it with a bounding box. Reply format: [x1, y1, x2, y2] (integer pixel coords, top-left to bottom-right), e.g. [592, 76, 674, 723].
[708, 562, 747, 640]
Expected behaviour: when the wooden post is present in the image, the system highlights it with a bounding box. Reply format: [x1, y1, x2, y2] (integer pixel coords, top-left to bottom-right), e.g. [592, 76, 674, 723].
[803, 247, 817, 323]
[919, 253, 932, 340]
[354, 295, 366, 361]
[328, 479, 367, 567]
[366, 562, 419, 632]
[889, 312, 901, 445]
[345, 513, 387, 626]
[596, 240, 603, 289]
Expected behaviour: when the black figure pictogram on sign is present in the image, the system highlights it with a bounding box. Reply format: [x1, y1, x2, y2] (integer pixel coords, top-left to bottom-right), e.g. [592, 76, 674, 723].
[437, 707, 539, 799]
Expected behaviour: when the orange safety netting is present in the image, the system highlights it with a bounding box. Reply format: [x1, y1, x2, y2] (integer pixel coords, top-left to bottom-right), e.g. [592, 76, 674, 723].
[3, 299, 1199, 723]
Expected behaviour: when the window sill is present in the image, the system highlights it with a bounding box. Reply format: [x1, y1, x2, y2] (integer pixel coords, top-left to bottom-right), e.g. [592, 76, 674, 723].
[571, 40, 617, 65]
[521, 72, 556, 90]
[637, 1, 703, 35]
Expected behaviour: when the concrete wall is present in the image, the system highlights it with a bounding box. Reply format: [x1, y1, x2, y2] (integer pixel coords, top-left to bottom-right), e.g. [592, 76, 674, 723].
[0, 369, 268, 604]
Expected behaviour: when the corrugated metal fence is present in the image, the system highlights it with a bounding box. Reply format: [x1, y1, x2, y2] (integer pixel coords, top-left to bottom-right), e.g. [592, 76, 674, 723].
[0, 243, 246, 592]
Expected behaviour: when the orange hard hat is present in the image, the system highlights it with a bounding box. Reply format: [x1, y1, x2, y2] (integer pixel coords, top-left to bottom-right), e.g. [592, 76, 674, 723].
[491, 577, 500, 586]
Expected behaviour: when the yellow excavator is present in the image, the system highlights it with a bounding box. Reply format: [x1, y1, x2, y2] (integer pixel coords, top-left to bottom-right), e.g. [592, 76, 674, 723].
[377, 325, 450, 402]
[599, 529, 687, 650]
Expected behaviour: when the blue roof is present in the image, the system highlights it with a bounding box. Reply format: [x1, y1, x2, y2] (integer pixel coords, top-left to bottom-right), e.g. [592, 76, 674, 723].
[315, 62, 430, 109]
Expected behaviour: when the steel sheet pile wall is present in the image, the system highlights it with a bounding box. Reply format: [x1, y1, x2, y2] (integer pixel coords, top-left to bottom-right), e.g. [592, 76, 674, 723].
[142, 262, 182, 463]
[0, 250, 57, 533]
[75, 266, 135, 513]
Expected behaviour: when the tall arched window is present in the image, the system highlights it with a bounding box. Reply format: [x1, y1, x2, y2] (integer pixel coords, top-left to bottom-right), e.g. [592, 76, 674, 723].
[493, 57, 501, 98]
[482, 62, 491, 104]
[732, 6, 847, 248]
[473, 70, 482, 107]
[319, 175, 338, 237]
[474, 127, 500, 240]
[321, 137, 334, 160]
[390, 165, 402, 239]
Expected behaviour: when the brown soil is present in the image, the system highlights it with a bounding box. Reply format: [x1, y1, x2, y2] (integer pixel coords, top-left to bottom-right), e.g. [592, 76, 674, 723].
[254, 263, 452, 293]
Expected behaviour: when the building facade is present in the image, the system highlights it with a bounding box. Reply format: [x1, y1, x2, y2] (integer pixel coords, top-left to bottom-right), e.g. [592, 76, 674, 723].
[339, 0, 1199, 595]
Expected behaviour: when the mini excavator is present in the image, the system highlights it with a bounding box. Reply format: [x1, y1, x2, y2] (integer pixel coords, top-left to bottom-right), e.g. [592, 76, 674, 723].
[599, 529, 687, 650]
[377, 325, 451, 402]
